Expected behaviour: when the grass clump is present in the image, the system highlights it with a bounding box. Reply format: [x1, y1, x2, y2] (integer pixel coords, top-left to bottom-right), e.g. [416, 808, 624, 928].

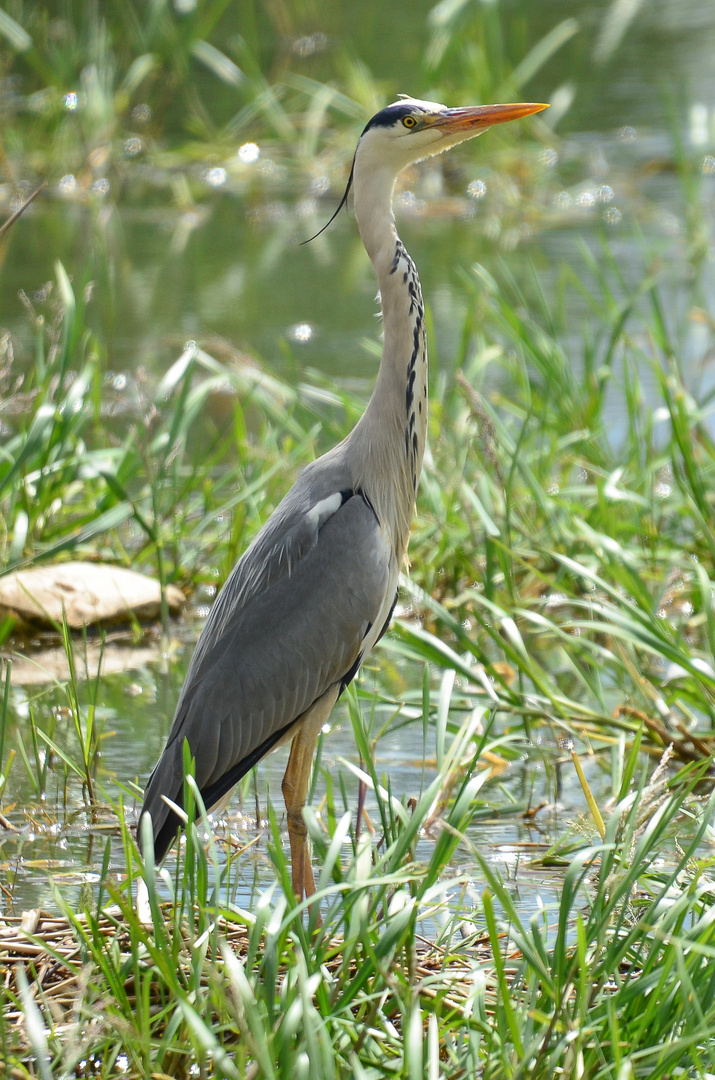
[1, 704, 715, 1078]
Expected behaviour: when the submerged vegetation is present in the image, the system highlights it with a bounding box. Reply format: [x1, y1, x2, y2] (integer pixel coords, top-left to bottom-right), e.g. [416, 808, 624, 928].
[1, 0, 715, 1076]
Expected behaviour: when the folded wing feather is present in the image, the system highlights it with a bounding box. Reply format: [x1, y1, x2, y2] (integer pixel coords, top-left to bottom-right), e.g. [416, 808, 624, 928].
[139, 485, 391, 861]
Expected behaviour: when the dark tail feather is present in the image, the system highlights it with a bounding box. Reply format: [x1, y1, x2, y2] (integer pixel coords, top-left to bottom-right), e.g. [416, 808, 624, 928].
[137, 800, 184, 865]
[137, 744, 185, 864]
[137, 714, 302, 863]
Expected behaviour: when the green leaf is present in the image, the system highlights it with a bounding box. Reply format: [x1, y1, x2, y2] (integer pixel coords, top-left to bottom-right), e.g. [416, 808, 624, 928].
[191, 39, 243, 85]
[0, 7, 32, 51]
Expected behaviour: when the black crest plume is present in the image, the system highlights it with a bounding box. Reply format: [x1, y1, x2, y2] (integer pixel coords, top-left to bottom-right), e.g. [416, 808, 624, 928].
[301, 151, 357, 245]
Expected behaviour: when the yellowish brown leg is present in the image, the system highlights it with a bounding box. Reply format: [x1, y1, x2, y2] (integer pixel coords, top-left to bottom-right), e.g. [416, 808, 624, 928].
[281, 687, 338, 902]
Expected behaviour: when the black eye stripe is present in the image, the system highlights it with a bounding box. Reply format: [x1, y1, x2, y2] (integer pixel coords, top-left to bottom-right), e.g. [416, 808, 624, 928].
[362, 104, 422, 134]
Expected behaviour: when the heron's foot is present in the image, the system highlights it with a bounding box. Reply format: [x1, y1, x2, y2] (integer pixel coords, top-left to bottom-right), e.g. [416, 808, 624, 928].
[286, 808, 311, 897]
[296, 844, 322, 928]
[288, 825, 306, 901]
[285, 809, 321, 924]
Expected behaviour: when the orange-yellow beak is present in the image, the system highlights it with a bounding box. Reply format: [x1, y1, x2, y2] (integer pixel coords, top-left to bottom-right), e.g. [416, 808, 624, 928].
[427, 101, 549, 133]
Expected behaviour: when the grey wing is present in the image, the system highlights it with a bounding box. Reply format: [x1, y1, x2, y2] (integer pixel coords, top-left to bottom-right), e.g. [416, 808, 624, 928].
[140, 489, 391, 861]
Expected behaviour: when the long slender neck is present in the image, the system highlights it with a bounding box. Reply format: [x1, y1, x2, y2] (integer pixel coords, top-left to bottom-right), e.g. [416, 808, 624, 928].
[346, 159, 428, 558]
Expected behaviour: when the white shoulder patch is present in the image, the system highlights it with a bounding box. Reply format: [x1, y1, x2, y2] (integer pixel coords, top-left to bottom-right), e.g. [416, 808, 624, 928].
[306, 492, 344, 528]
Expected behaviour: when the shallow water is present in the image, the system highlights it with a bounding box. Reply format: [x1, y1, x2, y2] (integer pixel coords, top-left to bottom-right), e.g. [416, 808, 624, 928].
[0, 622, 629, 922]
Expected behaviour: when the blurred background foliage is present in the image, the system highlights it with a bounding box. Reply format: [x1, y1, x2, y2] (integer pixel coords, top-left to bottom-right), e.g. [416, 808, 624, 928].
[0, 0, 713, 376]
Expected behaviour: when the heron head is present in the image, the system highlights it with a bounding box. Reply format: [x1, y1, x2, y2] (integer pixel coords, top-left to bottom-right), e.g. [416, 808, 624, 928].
[303, 96, 548, 245]
[356, 96, 549, 172]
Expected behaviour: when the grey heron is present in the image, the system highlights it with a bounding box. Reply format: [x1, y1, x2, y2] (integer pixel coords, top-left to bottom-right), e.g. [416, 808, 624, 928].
[138, 96, 547, 902]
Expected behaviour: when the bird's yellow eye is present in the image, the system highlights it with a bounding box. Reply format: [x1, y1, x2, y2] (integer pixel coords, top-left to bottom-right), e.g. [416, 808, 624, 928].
[402, 115, 417, 129]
